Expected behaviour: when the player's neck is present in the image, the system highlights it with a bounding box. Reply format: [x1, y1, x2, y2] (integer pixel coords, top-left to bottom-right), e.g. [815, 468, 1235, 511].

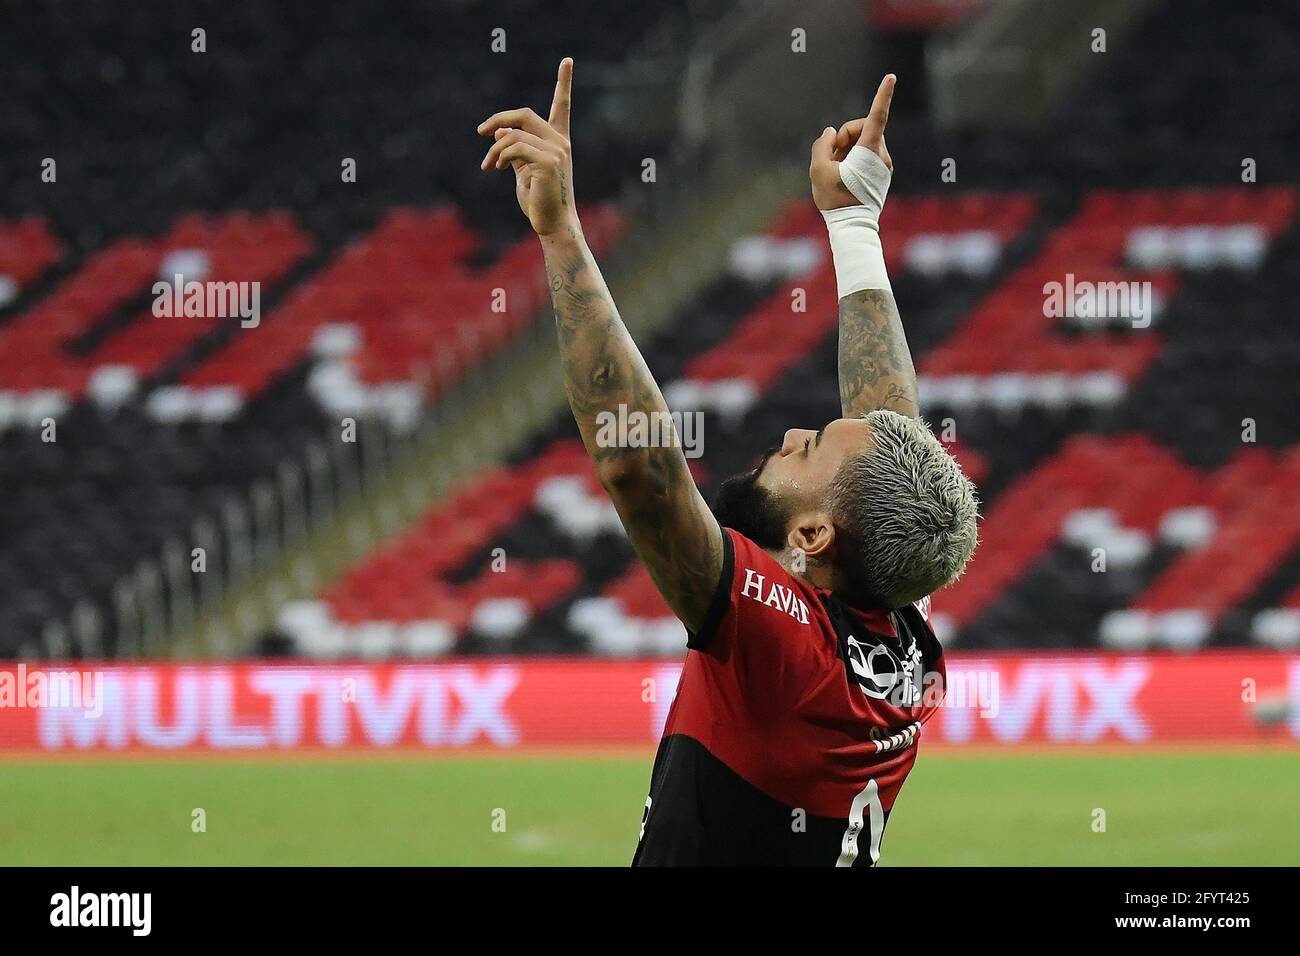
[768, 548, 837, 591]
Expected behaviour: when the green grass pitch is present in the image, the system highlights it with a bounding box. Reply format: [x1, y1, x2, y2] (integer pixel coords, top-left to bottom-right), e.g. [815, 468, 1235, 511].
[3, 750, 1297, 865]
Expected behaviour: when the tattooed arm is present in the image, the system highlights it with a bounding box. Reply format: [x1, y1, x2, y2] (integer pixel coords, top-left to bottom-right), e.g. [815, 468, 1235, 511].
[836, 289, 918, 418]
[540, 230, 723, 631]
[478, 58, 723, 632]
[809, 75, 920, 419]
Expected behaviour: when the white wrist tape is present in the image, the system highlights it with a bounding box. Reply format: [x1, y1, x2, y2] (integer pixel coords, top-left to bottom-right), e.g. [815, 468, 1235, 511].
[821, 145, 893, 299]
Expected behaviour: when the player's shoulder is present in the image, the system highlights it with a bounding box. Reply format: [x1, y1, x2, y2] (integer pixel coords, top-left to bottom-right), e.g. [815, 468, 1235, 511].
[717, 527, 823, 623]
[724, 528, 820, 593]
[721, 527, 935, 639]
[687, 527, 821, 655]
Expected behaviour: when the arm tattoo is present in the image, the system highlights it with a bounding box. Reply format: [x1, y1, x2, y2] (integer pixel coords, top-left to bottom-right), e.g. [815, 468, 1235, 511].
[541, 231, 723, 632]
[837, 288, 919, 419]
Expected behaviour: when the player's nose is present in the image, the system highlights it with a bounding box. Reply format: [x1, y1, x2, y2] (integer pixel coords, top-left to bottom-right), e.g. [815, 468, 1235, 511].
[780, 428, 816, 456]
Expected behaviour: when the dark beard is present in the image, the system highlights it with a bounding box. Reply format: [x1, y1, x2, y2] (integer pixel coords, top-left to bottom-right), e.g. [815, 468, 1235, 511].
[711, 463, 790, 551]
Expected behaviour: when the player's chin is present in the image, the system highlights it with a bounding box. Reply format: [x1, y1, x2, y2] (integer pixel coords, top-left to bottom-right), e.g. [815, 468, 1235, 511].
[711, 470, 789, 552]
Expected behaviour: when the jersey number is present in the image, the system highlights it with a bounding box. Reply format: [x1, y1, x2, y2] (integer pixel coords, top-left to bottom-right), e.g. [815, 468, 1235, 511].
[835, 779, 884, 867]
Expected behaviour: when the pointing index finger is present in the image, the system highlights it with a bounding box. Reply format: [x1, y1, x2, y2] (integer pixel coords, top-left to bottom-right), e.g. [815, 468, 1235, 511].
[549, 57, 573, 138]
[867, 73, 895, 129]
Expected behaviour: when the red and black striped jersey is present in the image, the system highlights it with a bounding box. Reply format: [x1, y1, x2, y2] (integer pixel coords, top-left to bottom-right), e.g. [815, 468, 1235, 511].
[633, 527, 945, 866]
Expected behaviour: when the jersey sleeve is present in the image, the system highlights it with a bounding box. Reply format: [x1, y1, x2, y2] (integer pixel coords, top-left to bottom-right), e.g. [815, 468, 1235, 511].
[684, 522, 736, 652]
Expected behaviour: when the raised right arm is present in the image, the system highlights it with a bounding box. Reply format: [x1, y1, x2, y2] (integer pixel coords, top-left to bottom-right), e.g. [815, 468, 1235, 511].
[837, 288, 918, 419]
[809, 74, 920, 420]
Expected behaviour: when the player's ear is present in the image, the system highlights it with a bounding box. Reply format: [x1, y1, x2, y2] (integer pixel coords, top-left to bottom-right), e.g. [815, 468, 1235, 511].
[788, 511, 835, 562]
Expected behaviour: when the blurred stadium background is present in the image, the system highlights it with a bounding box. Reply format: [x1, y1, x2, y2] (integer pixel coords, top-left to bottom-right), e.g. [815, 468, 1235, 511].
[1, 0, 1298, 865]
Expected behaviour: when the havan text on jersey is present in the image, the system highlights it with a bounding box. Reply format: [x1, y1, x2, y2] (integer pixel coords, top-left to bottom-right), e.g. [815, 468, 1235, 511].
[740, 568, 811, 624]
